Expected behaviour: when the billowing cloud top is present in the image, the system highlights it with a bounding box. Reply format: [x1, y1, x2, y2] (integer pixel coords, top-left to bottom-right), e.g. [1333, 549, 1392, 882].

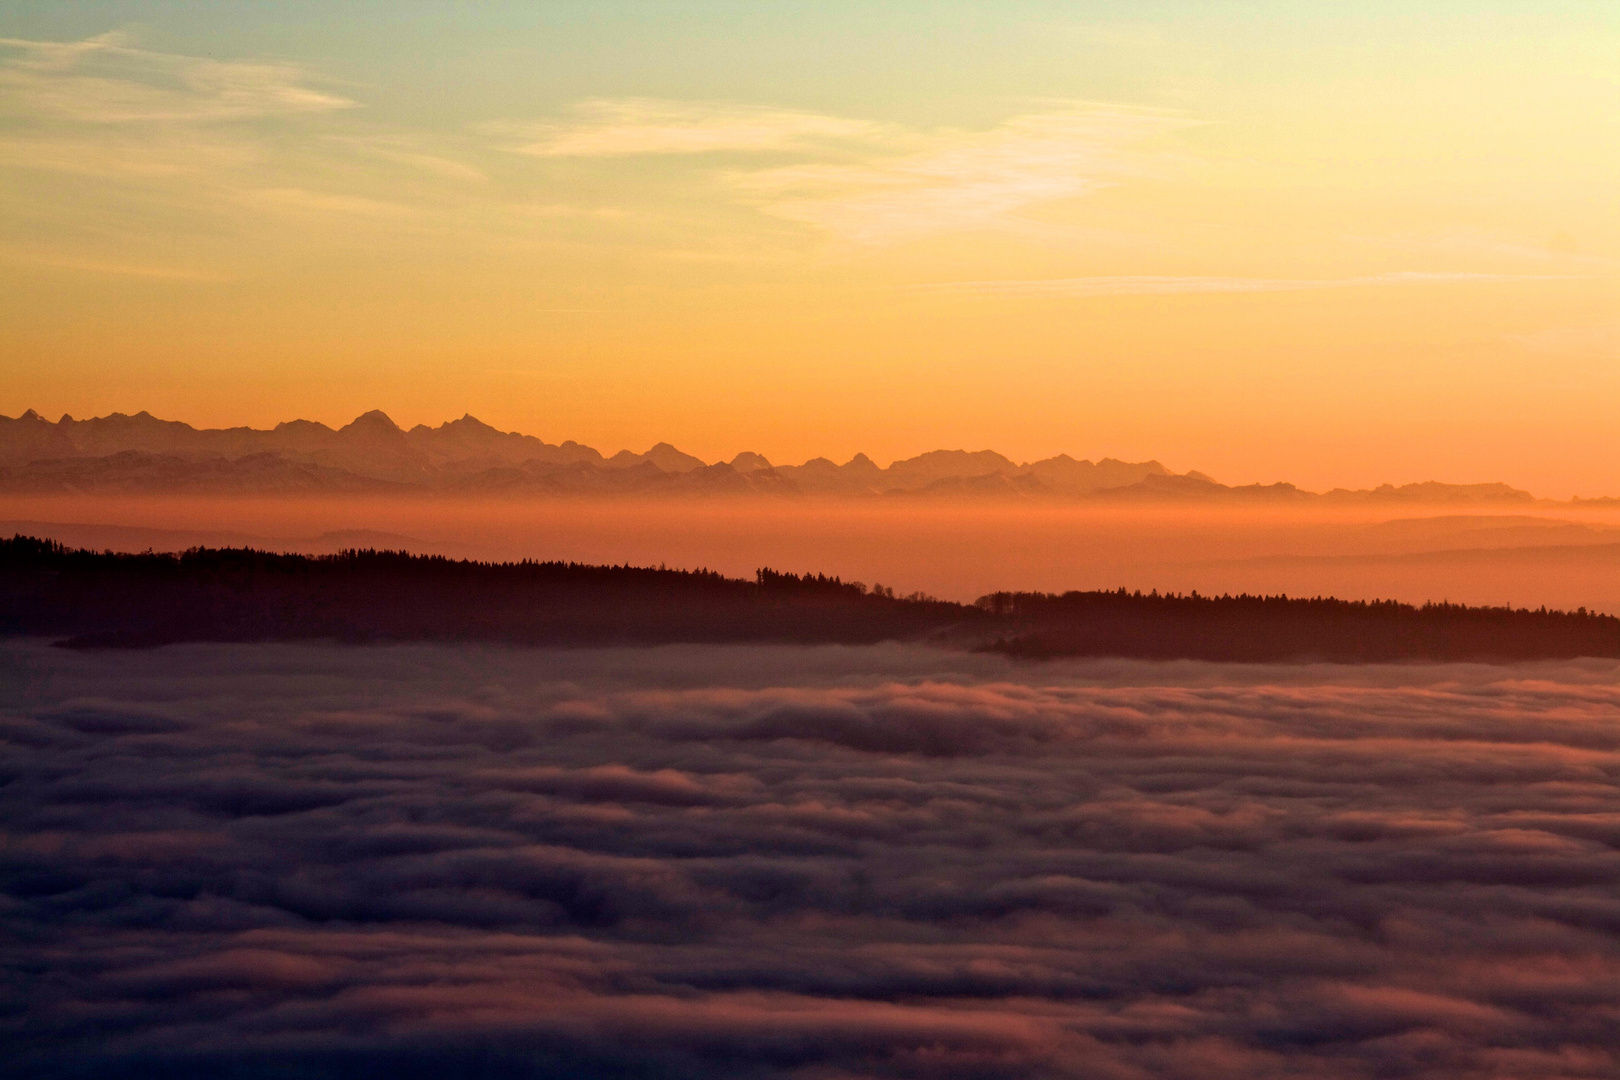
[3, 640, 1619, 1077]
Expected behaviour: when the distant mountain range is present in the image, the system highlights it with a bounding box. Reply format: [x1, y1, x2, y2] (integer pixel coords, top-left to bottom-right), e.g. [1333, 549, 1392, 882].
[0, 409, 1544, 503]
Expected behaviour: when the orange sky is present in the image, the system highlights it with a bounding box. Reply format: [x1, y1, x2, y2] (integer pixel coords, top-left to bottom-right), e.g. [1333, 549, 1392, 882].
[2, 3, 1617, 495]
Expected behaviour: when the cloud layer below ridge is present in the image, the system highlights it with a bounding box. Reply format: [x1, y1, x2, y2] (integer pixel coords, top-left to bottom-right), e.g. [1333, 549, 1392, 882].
[2, 641, 1619, 1077]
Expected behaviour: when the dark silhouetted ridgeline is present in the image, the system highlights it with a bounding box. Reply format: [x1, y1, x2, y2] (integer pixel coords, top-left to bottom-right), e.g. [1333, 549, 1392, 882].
[4, 535, 1618, 661]
[977, 588, 1620, 663]
[0, 536, 965, 649]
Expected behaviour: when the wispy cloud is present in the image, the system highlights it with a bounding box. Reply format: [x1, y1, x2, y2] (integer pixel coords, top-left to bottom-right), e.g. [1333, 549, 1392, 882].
[0, 32, 463, 267]
[501, 98, 886, 157]
[735, 107, 1193, 244]
[0, 32, 353, 123]
[922, 271, 1582, 297]
[495, 98, 1193, 245]
[1, 55, 1191, 262]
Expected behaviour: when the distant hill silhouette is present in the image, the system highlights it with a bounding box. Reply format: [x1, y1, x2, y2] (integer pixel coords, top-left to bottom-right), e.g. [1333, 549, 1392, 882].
[4, 535, 1617, 662]
[0, 408, 1543, 503]
[0, 536, 968, 650]
[976, 589, 1620, 663]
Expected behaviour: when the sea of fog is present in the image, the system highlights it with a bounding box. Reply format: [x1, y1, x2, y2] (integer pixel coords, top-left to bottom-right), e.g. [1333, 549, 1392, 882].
[3, 640, 1619, 1078]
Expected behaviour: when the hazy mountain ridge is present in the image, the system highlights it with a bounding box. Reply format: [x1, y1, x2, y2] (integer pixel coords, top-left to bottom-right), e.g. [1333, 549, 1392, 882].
[0, 409, 1540, 502]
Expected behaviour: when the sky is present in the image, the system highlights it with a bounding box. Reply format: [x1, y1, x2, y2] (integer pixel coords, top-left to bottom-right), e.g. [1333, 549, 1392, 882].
[1, 2, 1616, 494]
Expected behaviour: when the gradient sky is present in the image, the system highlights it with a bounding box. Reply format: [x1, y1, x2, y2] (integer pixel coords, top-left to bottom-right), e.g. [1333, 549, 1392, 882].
[2, 2, 1616, 494]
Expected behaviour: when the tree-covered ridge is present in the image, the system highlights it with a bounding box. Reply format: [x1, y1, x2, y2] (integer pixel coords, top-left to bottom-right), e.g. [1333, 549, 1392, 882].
[978, 588, 1620, 662]
[4, 536, 1618, 661]
[0, 536, 964, 649]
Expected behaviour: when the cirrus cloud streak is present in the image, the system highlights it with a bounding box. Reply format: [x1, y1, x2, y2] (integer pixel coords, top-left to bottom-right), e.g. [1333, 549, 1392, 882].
[0, 31, 353, 124]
